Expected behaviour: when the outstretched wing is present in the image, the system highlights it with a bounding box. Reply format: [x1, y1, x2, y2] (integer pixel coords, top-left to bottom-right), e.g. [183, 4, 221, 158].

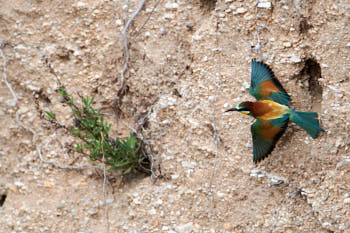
[250, 117, 289, 163]
[249, 59, 291, 105]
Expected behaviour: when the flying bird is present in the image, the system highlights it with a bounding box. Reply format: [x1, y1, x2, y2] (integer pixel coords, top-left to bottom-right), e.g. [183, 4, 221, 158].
[226, 59, 324, 163]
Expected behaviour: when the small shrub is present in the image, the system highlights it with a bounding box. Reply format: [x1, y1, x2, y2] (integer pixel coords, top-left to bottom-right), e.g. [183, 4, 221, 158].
[48, 86, 150, 174]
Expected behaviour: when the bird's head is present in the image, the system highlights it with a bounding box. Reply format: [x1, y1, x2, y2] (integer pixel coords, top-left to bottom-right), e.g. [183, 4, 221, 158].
[225, 101, 253, 115]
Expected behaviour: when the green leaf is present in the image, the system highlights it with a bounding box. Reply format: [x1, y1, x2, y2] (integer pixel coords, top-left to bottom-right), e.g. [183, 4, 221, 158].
[112, 160, 132, 168]
[70, 127, 81, 136]
[58, 86, 68, 97]
[82, 97, 88, 107]
[76, 144, 83, 153]
[72, 107, 79, 117]
[123, 166, 134, 174]
[45, 111, 55, 120]
[127, 135, 136, 149]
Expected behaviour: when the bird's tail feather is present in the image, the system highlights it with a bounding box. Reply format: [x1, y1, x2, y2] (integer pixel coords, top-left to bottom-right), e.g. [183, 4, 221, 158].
[290, 110, 325, 139]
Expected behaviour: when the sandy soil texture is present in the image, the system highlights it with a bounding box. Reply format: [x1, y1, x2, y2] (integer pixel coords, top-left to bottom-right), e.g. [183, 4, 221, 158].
[0, 0, 349, 232]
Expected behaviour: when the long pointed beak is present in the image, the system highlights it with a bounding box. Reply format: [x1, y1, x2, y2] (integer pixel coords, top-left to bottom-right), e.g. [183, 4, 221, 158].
[225, 108, 238, 112]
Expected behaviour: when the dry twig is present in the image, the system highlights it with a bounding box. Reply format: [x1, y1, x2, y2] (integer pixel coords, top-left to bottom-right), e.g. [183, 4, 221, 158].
[101, 133, 110, 233]
[251, 0, 267, 58]
[269, 188, 306, 233]
[120, 108, 159, 181]
[0, 41, 17, 106]
[209, 15, 222, 210]
[136, 0, 162, 36]
[118, 0, 147, 101]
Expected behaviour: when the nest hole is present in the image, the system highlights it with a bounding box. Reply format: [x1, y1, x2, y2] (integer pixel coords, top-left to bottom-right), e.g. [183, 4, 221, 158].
[0, 194, 7, 207]
[296, 58, 323, 111]
[304, 59, 323, 98]
[200, 0, 217, 12]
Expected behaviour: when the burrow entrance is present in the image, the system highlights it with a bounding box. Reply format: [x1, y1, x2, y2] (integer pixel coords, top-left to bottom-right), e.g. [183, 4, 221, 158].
[294, 58, 323, 112]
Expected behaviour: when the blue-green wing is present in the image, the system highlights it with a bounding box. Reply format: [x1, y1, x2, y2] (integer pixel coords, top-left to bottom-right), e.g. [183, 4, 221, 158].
[251, 117, 289, 163]
[249, 59, 291, 105]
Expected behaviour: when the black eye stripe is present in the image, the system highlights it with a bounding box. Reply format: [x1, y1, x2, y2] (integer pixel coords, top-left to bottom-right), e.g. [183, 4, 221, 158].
[239, 108, 250, 111]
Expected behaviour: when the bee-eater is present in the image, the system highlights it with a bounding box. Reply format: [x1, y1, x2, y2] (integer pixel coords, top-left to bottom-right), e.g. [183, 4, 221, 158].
[226, 59, 325, 163]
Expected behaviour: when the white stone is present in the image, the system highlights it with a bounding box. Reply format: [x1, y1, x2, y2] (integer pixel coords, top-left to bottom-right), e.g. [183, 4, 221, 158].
[192, 34, 201, 41]
[167, 97, 177, 106]
[208, 96, 216, 102]
[344, 198, 350, 204]
[18, 106, 29, 114]
[160, 28, 167, 35]
[148, 208, 156, 215]
[250, 169, 261, 177]
[168, 194, 174, 203]
[328, 85, 340, 93]
[336, 159, 350, 170]
[116, 19, 123, 26]
[258, 2, 272, 9]
[106, 199, 113, 204]
[76, 1, 85, 8]
[154, 199, 163, 207]
[165, 2, 179, 10]
[217, 192, 226, 198]
[15, 44, 27, 50]
[322, 222, 332, 227]
[27, 84, 40, 92]
[242, 81, 250, 89]
[14, 181, 24, 187]
[88, 209, 97, 216]
[181, 161, 197, 168]
[133, 197, 142, 205]
[163, 13, 174, 19]
[244, 14, 254, 20]
[289, 54, 301, 63]
[236, 8, 247, 14]
[283, 42, 292, 48]
[175, 222, 193, 233]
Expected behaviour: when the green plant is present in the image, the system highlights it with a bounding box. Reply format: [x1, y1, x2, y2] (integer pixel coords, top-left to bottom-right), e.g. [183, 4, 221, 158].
[45, 111, 55, 121]
[54, 86, 150, 174]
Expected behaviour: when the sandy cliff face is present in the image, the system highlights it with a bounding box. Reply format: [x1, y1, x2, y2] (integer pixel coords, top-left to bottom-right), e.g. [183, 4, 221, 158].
[0, 0, 349, 232]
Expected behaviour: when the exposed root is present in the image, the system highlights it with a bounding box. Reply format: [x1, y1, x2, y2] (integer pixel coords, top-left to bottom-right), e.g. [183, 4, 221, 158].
[209, 14, 222, 211]
[0, 41, 17, 107]
[115, 0, 148, 116]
